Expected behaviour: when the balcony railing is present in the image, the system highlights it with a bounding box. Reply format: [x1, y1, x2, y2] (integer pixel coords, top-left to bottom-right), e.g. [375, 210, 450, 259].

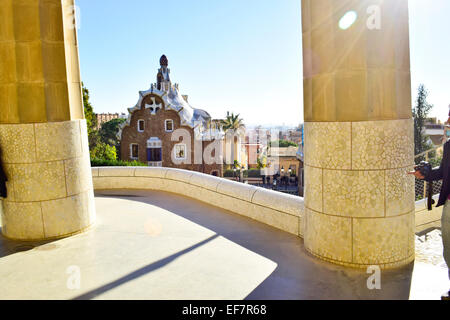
[414, 143, 444, 201]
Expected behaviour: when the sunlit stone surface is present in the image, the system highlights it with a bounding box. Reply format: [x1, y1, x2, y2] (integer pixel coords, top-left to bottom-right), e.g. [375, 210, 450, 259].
[302, 0, 414, 268]
[0, 191, 447, 300]
[92, 167, 304, 237]
[0, 0, 95, 240]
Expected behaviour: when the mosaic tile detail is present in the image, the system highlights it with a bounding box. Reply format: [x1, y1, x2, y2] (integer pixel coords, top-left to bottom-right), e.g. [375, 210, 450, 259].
[2, 164, 15, 201]
[64, 154, 92, 196]
[323, 169, 384, 218]
[352, 212, 414, 265]
[10, 161, 66, 202]
[1, 201, 44, 240]
[304, 165, 322, 213]
[408, 216, 415, 258]
[385, 167, 415, 216]
[35, 120, 82, 162]
[352, 119, 414, 170]
[304, 208, 352, 262]
[0, 118, 94, 241]
[0, 123, 36, 164]
[41, 191, 90, 238]
[79, 119, 89, 155]
[304, 121, 351, 169]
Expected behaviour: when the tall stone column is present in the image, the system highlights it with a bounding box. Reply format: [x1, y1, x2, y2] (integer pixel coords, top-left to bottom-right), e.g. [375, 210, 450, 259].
[0, 0, 95, 240]
[302, 0, 415, 268]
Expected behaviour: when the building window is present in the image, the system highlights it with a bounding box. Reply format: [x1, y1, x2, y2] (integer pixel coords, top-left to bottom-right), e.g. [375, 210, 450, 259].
[130, 144, 139, 159]
[165, 119, 174, 132]
[148, 147, 162, 162]
[174, 144, 186, 160]
[146, 137, 162, 165]
[138, 119, 145, 132]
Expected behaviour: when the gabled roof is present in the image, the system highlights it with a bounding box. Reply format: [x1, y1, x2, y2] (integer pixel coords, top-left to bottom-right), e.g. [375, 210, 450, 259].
[117, 82, 219, 141]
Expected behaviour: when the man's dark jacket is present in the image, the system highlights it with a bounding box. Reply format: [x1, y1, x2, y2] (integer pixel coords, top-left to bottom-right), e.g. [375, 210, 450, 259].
[425, 140, 450, 207]
[0, 158, 7, 198]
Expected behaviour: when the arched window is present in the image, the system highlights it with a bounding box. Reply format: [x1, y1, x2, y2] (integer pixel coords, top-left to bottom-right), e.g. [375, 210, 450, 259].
[137, 119, 145, 132]
[147, 137, 162, 167]
[174, 144, 186, 160]
[165, 119, 174, 132]
[130, 144, 139, 159]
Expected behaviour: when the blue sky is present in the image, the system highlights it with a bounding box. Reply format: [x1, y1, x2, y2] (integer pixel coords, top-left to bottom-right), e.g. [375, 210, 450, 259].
[76, 0, 450, 126]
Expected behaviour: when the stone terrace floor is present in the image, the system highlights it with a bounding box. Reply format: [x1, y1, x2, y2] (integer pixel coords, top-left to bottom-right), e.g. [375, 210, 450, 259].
[0, 189, 449, 300]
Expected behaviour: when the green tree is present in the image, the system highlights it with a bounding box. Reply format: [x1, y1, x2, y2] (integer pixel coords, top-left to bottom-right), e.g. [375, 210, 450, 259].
[82, 82, 100, 154]
[413, 84, 434, 163]
[90, 143, 117, 161]
[220, 111, 244, 132]
[82, 83, 120, 161]
[269, 140, 298, 148]
[99, 118, 126, 146]
[82, 82, 97, 135]
[256, 156, 267, 169]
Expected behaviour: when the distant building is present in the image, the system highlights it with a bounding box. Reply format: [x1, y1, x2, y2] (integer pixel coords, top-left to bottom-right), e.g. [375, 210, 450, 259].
[267, 146, 302, 177]
[444, 105, 450, 140]
[118, 55, 228, 176]
[208, 119, 247, 170]
[96, 113, 127, 129]
[425, 118, 446, 145]
[244, 127, 271, 169]
[280, 128, 302, 145]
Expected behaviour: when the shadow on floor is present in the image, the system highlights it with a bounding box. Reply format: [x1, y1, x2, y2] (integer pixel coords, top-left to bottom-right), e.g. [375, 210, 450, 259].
[95, 189, 414, 300]
[72, 234, 219, 300]
[0, 228, 60, 259]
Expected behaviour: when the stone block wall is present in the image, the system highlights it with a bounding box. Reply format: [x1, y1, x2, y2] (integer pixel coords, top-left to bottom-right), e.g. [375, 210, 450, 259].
[0, 120, 95, 240]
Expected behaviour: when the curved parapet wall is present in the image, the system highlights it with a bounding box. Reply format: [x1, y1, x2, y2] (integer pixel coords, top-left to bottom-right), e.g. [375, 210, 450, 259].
[92, 167, 304, 237]
[92, 166, 437, 270]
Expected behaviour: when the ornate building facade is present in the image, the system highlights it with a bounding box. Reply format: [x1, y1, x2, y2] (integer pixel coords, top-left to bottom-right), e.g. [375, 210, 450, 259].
[118, 55, 224, 176]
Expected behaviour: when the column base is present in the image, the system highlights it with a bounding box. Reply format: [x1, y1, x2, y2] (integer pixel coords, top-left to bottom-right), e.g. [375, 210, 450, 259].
[0, 120, 96, 241]
[305, 246, 415, 270]
[303, 119, 415, 269]
[0, 218, 95, 243]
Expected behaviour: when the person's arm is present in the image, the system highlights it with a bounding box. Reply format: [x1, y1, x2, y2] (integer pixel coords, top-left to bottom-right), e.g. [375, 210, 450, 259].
[425, 158, 444, 181]
[425, 143, 447, 181]
[408, 144, 447, 181]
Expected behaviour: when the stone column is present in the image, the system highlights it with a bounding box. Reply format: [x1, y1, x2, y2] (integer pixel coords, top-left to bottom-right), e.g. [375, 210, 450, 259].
[0, 0, 95, 240]
[302, 0, 415, 268]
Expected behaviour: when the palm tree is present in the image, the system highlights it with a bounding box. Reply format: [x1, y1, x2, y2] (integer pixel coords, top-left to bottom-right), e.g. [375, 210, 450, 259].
[220, 111, 244, 132]
[220, 112, 245, 170]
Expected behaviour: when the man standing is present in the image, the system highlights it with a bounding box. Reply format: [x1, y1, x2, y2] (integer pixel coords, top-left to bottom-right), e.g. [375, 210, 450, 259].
[409, 140, 450, 300]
